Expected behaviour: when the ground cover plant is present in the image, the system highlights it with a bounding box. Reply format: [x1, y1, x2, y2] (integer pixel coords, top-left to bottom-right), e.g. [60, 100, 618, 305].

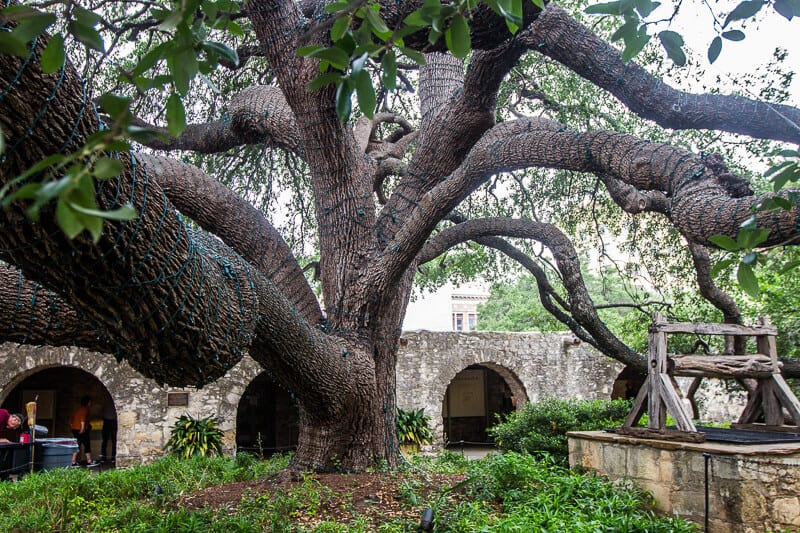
[0, 451, 696, 531]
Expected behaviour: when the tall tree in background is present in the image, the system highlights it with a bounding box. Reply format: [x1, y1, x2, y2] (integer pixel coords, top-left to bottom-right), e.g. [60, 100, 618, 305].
[1, 0, 799, 471]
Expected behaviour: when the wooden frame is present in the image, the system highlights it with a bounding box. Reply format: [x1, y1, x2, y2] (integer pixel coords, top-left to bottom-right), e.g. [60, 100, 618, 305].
[619, 313, 800, 441]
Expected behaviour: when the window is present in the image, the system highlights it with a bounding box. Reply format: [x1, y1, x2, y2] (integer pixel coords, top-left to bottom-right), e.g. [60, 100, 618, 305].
[452, 313, 464, 331]
[468, 313, 477, 331]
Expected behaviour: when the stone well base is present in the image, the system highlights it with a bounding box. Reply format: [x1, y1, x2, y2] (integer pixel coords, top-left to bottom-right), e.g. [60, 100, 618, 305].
[568, 431, 800, 533]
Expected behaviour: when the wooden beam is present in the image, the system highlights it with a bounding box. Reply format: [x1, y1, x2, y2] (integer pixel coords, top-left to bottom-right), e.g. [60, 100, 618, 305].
[669, 354, 779, 378]
[651, 321, 777, 336]
[738, 384, 764, 424]
[616, 426, 706, 443]
[622, 381, 649, 429]
[659, 374, 697, 432]
[772, 374, 800, 426]
[647, 327, 667, 430]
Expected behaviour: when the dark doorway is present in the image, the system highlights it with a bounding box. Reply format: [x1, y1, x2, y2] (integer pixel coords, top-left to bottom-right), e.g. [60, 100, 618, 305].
[0, 367, 115, 450]
[611, 366, 646, 401]
[442, 364, 518, 445]
[236, 373, 299, 456]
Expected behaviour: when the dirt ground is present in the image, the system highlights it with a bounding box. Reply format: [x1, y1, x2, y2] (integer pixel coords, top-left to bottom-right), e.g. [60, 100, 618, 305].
[177, 470, 468, 528]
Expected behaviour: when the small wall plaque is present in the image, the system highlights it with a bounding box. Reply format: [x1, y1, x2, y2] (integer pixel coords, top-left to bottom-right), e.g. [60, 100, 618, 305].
[167, 392, 189, 407]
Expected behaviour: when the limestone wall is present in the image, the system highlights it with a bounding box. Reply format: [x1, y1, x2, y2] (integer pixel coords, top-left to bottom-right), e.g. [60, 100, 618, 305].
[0, 333, 744, 465]
[396, 331, 624, 443]
[568, 431, 800, 532]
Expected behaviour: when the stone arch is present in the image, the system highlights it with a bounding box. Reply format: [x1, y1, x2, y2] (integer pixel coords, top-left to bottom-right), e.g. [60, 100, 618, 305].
[0, 363, 116, 459]
[440, 361, 528, 446]
[235, 371, 299, 456]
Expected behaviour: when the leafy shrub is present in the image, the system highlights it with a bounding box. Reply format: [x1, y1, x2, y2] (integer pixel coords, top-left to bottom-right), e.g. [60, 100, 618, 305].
[164, 414, 224, 459]
[396, 408, 433, 445]
[489, 397, 631, 461]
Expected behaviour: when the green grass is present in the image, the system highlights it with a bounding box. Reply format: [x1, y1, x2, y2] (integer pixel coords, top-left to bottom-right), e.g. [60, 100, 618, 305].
[0, 451, 696, 532]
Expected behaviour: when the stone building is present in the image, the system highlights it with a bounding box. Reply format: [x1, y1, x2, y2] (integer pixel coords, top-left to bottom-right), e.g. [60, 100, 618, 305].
[0, 331, 740, 465]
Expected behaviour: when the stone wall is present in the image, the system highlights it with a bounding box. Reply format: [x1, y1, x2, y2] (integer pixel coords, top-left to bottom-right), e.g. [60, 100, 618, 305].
[568, 431, 800, 532]
[0, 332, 743, 465]
[396, 331, 624, 443]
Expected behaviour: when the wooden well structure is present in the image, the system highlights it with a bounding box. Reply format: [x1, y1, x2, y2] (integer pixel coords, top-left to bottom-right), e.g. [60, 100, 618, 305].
[620, 312, 800, 441]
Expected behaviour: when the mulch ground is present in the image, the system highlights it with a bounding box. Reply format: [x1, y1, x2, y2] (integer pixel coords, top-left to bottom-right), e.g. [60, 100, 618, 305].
[177, 471, 468, 528]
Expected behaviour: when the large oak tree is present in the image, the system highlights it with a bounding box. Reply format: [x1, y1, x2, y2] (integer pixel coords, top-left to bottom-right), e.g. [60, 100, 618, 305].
[1, 0, 799, 470]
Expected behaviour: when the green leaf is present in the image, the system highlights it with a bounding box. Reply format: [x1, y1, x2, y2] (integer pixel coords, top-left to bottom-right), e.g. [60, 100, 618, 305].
[635, 0, 660, 17]
[0, 33, 29, 57]
[709, 234, 740, 251]
[445, 13, 471, 58]
[743, 228, 770, 248]
[710, 257, 736, 278]
[621, 26, 650, 62]
[707, 36, 722, 63]
[68, 201, 138, 221]
[98, 93, 132, 124]
[40, 33, 66, 73]
[331, 16, 351, 41]
[736, 263, 759, 298]
[301, 45, 350, 71]
[335, 81, 353, 120]
[722, 29, 745, 41]
[611, 18, 638, 42]
[68, 19, 105, 53]
[167, 47, 199, 94]
[768, 161, 800, 191]
[308, 72, 343, 91]
[93, 157, 124, 180]
[1, 7, 56, 42]
[165, 93, 187, 137]
[351, 52, 368, 76]
[585, 1, 623, 14]
[658, 30, 686, 66]
[363, 5, 390, 35]
[201, 41, 239, 66]
[779, 259, 800, 274]
[403, 9, 427, 27]
[157, 8, 184, 31]
[773, 0, 799, 20]
[56, 200, 84, 240]
[381, 49, 397, 91]
[354, 70, 376, 118]
[399, 46, 426, 65]
[723, 0, 766, 28]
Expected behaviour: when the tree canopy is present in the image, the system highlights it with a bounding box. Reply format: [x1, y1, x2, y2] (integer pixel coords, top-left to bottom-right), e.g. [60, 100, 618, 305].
[1, 0, 799, 471]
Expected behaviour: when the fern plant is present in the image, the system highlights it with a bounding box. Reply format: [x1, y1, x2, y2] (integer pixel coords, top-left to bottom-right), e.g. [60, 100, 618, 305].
[164, 415, 224, 459]
[396, 408, 433, 446]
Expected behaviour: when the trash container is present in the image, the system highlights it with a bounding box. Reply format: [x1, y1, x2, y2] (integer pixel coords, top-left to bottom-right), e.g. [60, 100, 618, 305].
[34, 438, 78, 471]
[0, 443, 32, 479]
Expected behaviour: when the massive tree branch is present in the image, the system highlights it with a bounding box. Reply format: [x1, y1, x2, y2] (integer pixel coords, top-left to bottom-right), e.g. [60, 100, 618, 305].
[133, 86, 303, 156]
[418, 218, 646, 370]
[525, 4, 800, 144]
[137, 154, 323, 324]
[0, 265, 111, 352]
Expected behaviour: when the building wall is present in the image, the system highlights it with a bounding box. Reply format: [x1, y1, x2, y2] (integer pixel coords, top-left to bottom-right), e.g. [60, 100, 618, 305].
[395, 331, 623, 442]
[0, 333, 739, 465]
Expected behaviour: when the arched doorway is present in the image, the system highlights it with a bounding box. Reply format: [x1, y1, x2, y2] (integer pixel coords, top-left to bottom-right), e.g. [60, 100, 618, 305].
[611, 366, 646, 401]
[442, 363, 526, 445]
[0, 366, 115, 455]
[236, 372, 299, 456]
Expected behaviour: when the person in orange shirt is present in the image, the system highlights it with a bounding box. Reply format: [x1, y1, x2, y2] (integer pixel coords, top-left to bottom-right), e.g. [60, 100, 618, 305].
[69, 396, 99, 467]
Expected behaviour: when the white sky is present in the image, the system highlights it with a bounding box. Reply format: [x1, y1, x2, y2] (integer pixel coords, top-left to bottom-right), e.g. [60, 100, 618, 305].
[652, 0, 800, 105]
